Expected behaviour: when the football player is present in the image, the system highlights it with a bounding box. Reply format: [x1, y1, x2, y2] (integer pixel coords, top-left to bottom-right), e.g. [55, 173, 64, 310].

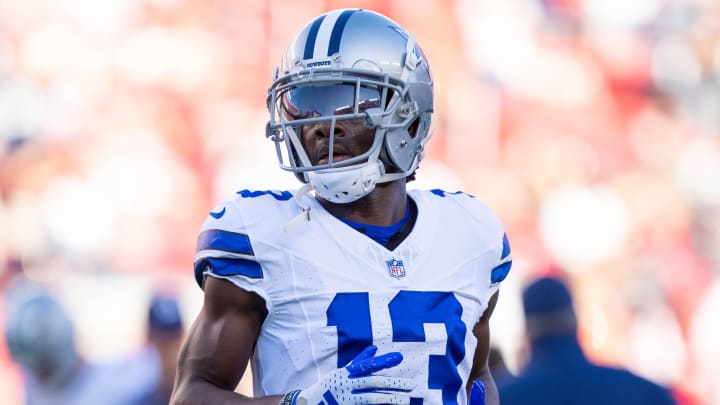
[171, 8, 511, 405]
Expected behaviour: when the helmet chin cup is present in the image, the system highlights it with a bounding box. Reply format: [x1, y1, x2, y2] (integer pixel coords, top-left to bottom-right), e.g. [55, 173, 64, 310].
[307, 161, 383, 204]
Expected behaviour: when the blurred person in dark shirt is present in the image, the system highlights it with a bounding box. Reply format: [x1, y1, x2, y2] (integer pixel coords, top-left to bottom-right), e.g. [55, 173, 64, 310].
[488, 346, 515, 388]
[134, 291, 185, 405]
[498, 276, 677, 405]
[469, 347, 517, 405]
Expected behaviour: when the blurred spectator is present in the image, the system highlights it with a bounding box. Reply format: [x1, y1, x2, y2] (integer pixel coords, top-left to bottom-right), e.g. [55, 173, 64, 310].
[690, 277, 720, 404]
[488, 346, 515, 388]
[4, 284, 156, 405]
[499, 276, 677, 405]
[132, 291, 184, 405]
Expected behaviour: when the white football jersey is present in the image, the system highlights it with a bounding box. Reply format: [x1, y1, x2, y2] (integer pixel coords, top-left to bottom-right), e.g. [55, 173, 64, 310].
[194, 189, 512, 405]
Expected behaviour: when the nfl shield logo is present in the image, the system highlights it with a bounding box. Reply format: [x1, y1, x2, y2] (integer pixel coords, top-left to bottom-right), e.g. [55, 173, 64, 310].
[386, 259, 406, 279]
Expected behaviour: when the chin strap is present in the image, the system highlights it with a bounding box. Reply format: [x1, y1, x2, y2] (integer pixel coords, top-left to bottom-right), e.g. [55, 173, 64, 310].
[284, 183, 313, 232]
[307, 160, 384, 204]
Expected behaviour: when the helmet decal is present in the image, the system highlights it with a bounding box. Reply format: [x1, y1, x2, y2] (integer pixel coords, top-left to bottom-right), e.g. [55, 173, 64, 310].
[327, 9, 357, 57]
[302, 9, 359, 62]
[303, 15, 326, 60]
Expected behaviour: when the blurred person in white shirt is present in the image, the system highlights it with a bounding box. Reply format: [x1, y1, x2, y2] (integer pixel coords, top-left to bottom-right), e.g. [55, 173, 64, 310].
[4, 283, 156, 405]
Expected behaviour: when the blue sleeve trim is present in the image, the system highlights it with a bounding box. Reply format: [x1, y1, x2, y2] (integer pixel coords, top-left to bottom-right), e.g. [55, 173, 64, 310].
[196, 229, 254, 256]
[491, 261, 512, 283]
[194, 257, 263, 287]
[501, 233, 511, 260]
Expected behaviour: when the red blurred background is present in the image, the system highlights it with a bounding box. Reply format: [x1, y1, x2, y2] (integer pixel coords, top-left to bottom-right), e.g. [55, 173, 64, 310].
[0, 0, 718, 403]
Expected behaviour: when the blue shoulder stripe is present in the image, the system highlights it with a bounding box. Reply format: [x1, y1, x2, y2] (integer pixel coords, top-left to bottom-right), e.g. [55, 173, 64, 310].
[196, 229, 254, 256]
[491, 261, 512, 283]
[194, 257, 263, 287]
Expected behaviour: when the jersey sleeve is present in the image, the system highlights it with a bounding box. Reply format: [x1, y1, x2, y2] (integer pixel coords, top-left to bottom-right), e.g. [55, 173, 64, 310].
[192, 189, 297, 310]
[436, 190, 512, 296]
[194, 229, 263, 287]
[488, 230, 512, 295]
[192, 197, 269, 304]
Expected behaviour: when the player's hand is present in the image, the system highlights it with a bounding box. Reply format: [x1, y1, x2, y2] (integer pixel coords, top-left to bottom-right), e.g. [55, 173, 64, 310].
[281, 345, 415, 405]
[468, 380, 486, 405]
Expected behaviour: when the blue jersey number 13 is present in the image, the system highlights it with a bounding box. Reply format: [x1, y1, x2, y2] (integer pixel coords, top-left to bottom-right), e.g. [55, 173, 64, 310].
[327, 290, 467, 405]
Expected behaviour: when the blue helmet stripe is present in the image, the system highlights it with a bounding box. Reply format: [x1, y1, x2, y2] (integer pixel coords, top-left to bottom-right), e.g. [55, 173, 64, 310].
[304, 15, 326, 59]
[327, 9, 357, 56]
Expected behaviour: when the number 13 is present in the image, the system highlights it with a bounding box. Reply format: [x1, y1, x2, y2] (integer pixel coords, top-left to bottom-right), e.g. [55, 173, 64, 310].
[327, 290, 467, 405]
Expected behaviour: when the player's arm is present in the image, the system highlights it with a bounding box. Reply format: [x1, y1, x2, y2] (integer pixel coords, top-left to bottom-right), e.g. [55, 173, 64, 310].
[171, 276, 281, 405]
[172, 275, 414, 405]
[468, 291, 500, 405]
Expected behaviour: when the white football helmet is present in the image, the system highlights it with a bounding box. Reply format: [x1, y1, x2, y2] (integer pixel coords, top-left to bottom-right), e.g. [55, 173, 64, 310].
[267, 8, 434, 203]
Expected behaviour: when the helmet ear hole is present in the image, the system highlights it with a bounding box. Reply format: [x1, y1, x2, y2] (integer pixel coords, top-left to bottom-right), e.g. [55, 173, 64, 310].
[408, 118, 420, 139]
[384, 90, 395, 109]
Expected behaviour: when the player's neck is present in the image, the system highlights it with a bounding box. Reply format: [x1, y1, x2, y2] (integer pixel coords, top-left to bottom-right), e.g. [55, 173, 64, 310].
[318, 180, 408, 226]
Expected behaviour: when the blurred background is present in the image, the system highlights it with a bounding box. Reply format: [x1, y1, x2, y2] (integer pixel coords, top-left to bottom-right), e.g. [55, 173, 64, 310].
[0, 0, 718, 403]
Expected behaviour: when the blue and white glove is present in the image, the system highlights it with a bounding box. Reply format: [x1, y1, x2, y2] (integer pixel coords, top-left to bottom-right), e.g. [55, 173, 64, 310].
[468, 380, 486, 405]
[280, 345, 415, 405]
